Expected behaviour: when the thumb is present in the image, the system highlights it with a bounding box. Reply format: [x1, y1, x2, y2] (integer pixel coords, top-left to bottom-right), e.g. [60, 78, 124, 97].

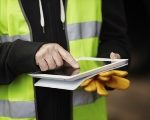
[110, 52, 121, 59]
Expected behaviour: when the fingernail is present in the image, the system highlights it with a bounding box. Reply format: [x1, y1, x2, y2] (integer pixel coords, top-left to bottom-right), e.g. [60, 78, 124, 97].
[110, 52, 117, 59]
[73, 62, 80, 68]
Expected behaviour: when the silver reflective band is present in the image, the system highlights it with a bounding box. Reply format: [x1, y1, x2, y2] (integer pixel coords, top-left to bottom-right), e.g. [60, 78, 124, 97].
[0, 34, 31, 43]
[66, 21, 101, 41]
[73, 89, 99, 106]
[0, 100, 35, 118]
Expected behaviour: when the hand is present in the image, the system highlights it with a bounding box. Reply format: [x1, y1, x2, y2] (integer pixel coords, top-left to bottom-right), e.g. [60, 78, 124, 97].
[80, 70, 130, 96]
[35, 43, 79, 71]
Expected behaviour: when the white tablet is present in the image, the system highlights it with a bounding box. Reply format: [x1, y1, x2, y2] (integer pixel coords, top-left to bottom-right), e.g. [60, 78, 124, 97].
[29, 57, 128, 81]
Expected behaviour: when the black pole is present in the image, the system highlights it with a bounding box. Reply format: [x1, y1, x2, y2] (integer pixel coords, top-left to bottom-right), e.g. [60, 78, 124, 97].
[34, 86, 73, 120]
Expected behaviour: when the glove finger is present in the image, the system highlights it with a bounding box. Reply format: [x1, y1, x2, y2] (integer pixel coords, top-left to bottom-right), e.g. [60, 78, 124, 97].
[95, 81, 108, 96]
[84, 81, 97, 92]
[99, 70, 128, 77]
[97, 76, 110, 81]
[80, 78, 93, 87]
[99, 70, 114, 77]
[113, 70, 128, 77]
[105, 75, 130, 90]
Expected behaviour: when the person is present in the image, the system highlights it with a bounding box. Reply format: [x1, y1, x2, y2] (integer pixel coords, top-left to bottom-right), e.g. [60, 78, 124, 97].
[0, 0, 130, 120]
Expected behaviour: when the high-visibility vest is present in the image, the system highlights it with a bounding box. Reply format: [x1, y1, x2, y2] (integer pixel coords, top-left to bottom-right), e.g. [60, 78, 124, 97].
[0, 0, 107, 120]
[66, 1, 107, 120]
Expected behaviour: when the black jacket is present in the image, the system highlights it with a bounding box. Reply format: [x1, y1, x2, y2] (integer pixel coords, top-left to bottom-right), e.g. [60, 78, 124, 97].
[0, 0, 130, 119]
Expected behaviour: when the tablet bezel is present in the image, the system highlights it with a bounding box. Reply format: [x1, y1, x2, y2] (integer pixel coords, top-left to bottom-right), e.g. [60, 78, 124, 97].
[29, 57, 128, 81]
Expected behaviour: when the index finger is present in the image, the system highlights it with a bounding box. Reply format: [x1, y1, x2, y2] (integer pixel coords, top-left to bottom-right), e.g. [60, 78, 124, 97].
[57, 45, 79, 68]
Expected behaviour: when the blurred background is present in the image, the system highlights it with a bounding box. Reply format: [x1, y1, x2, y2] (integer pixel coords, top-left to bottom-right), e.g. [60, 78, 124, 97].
[107, 0, 150, 119]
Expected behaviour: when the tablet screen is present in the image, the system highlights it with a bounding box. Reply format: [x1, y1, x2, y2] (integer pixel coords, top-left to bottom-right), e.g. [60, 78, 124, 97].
[34, 60, 110, 76]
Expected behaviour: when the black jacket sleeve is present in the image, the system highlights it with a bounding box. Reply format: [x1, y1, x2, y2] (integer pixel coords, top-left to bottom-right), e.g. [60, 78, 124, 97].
[99, 0, 131, 59]
[0, 40, 44, 84]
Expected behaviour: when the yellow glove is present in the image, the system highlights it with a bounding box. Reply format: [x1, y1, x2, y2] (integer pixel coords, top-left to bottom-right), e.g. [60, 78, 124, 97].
[80, 70, 130, 96]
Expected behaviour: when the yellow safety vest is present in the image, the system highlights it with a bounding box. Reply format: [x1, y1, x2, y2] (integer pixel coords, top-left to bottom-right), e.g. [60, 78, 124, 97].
[66, 1, 107, 120]
[0, 0, 107, 120]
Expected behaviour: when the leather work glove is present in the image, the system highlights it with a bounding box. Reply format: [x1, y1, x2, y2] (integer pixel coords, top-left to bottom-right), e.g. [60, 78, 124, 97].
[80, 70, 130, 96]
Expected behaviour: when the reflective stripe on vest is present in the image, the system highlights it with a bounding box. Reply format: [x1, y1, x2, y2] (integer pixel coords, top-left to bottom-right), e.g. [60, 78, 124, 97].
[73, 88, 99, 106]
[67, 0, 102, 106]
[0, 21, 101, 43]
[67, 21, 101, 41]
[0, 74, 35, 119]
[67, 0, 102, 58]
[0, 100, 35, 118]
[0, 34, 31, 42]
[0, 1, 34, 118]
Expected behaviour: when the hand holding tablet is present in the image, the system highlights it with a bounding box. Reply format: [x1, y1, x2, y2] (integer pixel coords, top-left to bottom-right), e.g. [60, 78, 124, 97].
[29, 57, 128, 90]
